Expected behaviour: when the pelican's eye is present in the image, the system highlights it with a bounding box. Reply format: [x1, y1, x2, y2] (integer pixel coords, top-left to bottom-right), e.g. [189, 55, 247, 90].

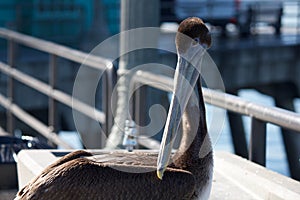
[192, 37, 200, 46]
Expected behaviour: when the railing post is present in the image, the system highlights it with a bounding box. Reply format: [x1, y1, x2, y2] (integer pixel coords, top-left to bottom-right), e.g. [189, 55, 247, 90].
[49, 54, 57, 132]
[249, 118, 267, 166]
[103, 65, 117, 136]
[105, 0, 160, 149]
[6, 39, 16, 135]
[134, 83, 147, 135]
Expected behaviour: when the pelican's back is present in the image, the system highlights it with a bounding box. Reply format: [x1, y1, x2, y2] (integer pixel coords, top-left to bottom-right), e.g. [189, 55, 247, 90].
[16, 150, 196, 200]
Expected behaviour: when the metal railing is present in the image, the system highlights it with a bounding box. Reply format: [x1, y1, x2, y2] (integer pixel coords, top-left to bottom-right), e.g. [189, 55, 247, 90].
[130, 70, 300, 166]
[0, 28, 114, 148]
[0, 28, 299, 166]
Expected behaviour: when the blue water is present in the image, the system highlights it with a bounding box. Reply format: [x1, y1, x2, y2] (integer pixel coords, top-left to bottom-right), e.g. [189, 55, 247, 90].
[59, 89, 299, 177]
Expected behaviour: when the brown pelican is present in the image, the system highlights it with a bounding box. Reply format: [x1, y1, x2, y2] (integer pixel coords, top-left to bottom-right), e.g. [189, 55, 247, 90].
[15, 17, 213, 200]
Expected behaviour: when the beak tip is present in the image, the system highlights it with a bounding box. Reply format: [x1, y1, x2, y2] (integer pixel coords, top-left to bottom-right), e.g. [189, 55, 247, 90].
[156, 169, 164, 180]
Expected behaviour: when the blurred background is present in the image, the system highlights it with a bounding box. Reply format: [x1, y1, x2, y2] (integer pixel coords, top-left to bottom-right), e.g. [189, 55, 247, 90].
[0, 0, 298, 47]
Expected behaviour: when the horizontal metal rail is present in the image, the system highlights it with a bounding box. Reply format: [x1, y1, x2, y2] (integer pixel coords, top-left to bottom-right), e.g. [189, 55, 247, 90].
[0, 93, 72, 148]
[133, 70, 300, 132]
[0, 28, 112, 71]
[0, 62, 105, 124]
[0, 28, 113, 147]
[1, 27, 299, 157]
[0, 126, 9, 136]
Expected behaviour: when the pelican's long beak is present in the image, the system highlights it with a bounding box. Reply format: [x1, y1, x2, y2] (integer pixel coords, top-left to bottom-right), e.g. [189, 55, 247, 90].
[157, 44, 206, 179]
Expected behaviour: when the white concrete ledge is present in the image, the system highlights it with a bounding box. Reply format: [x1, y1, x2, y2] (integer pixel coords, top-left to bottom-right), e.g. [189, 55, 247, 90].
[17, 150, 300, 200]
[212, 152, 300, 200]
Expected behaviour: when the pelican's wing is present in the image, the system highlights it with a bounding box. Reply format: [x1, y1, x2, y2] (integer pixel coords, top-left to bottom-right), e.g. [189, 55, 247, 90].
[16, 150, 196, 200]
[87, 151, 159, 167]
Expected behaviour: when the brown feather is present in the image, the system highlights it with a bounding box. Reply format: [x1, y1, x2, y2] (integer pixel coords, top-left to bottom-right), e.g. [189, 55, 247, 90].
[17, 150, 196, 200]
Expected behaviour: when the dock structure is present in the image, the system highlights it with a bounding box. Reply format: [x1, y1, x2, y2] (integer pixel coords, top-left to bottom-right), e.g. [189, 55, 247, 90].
[0, 26, 300, 178]
[0, 2, 300, 196]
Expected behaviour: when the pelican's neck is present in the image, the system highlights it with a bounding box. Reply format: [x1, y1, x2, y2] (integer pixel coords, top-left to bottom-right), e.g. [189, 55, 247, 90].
[174, 77, 211, 163]
[174, 78, 214, 200]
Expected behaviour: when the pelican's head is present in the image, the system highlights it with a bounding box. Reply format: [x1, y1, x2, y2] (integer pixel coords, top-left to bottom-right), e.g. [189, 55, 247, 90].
[157, 17, 211, 179]
[176, 17, 211, 54]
